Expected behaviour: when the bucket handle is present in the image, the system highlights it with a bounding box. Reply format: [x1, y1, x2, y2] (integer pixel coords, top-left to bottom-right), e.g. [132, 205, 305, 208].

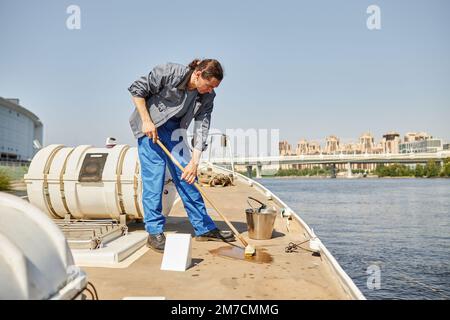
[247, 196, 267, 211]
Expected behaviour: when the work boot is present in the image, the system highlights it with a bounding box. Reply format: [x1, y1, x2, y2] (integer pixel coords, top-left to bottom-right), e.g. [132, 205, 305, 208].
[195, 228, 236, 242]
[146, 233, 166, 253]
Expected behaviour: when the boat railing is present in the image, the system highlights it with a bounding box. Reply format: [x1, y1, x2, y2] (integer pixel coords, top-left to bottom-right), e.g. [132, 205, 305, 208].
[187, 133, 236, 177]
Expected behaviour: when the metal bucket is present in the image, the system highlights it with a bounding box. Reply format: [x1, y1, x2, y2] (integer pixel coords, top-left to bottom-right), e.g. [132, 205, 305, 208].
[245, 197, 277, 240]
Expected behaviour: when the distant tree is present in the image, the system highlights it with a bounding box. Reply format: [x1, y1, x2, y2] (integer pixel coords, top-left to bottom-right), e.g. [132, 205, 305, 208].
[375, 165, 384, 177]
[274, 166, 332, 177]
[443, 158, 450, 177]
[424, 160, 440, 178]
[415, 165, 425, 178]
[375, 164, 414, 177]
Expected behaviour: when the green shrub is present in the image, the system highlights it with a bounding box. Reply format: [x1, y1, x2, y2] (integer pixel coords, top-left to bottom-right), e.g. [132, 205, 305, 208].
[442, 158, 450, 177]
[424, 160, 440, 178]
[275, 167, 333, 176]
[415, 165, 425, 178]
[375, 164, 414, 177]
[0, 169, 11, 191]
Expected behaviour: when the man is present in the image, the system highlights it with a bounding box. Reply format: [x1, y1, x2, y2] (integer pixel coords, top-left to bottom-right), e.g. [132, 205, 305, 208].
[128, 59, 235, 252]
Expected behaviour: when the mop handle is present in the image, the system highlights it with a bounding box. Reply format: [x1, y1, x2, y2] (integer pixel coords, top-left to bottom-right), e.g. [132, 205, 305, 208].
[155, 139, 249, 247]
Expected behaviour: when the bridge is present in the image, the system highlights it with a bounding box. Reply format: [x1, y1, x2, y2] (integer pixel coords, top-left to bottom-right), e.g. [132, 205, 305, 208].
[208, 151, 450, 178]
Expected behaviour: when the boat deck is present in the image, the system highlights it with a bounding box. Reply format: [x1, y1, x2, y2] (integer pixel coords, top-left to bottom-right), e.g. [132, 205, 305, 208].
[83, 178, 352, 300]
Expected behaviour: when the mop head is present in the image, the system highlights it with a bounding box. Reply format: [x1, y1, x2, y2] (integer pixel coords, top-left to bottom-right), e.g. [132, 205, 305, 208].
[244, 244, 256, 257]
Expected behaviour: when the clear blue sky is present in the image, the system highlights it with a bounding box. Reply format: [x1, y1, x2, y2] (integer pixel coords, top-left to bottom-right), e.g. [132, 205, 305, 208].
[1, 0, 449, 148]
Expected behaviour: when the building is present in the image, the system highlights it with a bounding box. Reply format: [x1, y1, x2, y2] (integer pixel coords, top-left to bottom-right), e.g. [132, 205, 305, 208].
[381, 131, 401, 154]
[294, 139, 322, 155]
[371, 143, 384, 154]
[404, 132, 432, 143]
[359, 132, 375, 153]
[340, 142, 359, 154]
[0, 97, 43, 161]
[399, 139, 443, 153]
[324, 135, 340, 154]
[279, 140, 292, 156]
[296, 139, 309, 155]
[308, 141, 321, 155]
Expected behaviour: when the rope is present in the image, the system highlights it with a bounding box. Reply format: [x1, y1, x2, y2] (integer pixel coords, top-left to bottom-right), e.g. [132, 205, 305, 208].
[199, 172, 234, 187]
[285, 239, 315, 253]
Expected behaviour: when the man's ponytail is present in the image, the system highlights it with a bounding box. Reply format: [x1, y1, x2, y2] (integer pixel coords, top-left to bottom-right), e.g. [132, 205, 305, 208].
[188, 59, 201, 70]
[188, 58, 224, 81]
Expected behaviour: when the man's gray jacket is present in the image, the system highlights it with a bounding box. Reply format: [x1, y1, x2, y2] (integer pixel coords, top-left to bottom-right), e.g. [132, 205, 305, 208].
[128, 62, 215, 151]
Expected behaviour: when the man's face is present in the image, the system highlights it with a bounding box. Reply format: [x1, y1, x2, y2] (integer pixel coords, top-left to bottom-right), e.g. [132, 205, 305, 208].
[195, 72, 221, 94]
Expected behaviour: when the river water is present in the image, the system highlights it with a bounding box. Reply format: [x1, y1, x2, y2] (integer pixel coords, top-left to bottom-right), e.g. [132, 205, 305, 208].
[257, 177, 450, 300]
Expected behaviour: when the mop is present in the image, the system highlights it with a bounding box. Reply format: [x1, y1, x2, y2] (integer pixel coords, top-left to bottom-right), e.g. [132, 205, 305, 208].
[156, 139, 256, 257]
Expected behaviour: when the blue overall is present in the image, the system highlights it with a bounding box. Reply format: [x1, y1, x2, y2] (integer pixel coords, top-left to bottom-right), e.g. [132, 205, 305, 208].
[137, 118, 217, 236]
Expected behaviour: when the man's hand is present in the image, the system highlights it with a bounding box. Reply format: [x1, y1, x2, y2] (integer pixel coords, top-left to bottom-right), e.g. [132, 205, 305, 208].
[132, 96, 157, 143]
[181, 160, 198, 184]
[142, 120, 158, 143]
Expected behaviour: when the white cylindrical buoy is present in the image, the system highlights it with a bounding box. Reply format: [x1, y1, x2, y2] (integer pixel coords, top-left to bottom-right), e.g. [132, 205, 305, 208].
[24, 144, 177, 220]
